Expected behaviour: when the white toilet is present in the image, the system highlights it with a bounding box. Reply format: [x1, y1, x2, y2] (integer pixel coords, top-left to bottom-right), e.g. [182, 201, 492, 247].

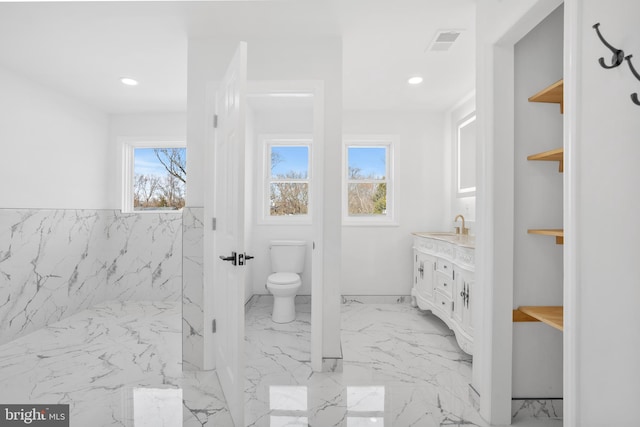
[266, 240, 306, 323]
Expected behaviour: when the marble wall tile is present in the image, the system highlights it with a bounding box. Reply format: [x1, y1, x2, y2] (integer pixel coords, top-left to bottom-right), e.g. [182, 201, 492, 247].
[0, 209, 183, 345]
[181, 207, 204, 370]
[103, 211, 182, 302]
[0, 210, 107, 345]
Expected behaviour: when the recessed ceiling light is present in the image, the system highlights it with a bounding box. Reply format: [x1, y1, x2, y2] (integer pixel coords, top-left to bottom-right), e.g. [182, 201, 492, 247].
[120, 77, 138, 86]
[408, 76, 424, 85]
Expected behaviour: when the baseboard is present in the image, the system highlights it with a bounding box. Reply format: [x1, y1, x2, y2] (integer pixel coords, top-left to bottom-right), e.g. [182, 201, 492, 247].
[341, 295, 412, 304]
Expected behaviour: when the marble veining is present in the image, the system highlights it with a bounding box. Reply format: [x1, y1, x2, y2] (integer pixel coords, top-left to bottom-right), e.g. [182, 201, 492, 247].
[244, 301, 486, 426]
[182, 207, 204, 371]
[0, 300, 233, 427]
[512, 399, 563, 422]
[0, 209, 182, 345]
[244, 301, 562, 427]
[0, 297, 562, 426]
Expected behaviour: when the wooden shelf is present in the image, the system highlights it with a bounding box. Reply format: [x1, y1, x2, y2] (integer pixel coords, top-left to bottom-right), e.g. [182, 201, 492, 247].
[528, 79, 564, 113]
[513, 306, 563, 331]
[527, 148, 564, 173]
[528, 228, 564, 245]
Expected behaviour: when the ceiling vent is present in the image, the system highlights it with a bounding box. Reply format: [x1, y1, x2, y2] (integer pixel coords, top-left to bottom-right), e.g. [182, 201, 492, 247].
[427, 30, 463, 52]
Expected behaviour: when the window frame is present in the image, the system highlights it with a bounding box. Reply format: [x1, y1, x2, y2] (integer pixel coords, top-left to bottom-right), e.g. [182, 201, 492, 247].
[259, 135, 313, 225]
[342, 135, 397, 226]
[121, 138, 187, 214]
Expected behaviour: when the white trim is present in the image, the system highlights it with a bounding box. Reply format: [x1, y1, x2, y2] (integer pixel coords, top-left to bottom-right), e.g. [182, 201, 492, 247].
[120, 137, 186, 213]
[563, 1, 579, 425]
[342, 135, 397, 226]
[475, 1, 563, 424]
[257, 134, 312, 225]
[247, 80, 325, 372]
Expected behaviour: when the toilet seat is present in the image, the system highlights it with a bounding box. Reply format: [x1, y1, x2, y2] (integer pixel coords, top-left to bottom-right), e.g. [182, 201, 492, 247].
[267, 272, 300, 286]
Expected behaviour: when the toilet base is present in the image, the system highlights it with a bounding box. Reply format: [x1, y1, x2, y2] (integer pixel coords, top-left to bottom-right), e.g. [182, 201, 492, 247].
[272, 295, 296, 323]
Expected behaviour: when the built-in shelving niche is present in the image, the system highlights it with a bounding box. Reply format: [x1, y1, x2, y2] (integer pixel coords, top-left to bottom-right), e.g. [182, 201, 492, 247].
[515, 79, 565, 332]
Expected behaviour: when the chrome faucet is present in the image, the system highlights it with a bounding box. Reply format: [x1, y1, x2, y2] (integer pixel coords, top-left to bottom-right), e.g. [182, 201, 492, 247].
[454, 214, 469, 235]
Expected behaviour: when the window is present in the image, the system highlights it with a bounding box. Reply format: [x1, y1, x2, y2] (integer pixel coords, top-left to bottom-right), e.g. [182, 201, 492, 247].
[262, 137, 312, 223]
[122, 139, 186, 213]
[343, 136, 396, 225]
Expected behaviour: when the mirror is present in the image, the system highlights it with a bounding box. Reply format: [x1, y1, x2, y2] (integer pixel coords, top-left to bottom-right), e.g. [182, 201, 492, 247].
[456, 112, 476, 197]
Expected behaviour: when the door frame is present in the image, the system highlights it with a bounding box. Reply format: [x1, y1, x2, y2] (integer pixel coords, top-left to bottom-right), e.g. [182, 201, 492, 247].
[475, 1, 564, 424]
[247, 80, 325, 371]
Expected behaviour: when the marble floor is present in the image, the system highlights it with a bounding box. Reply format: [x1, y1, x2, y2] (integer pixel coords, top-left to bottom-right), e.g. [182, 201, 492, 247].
[245, 297, 561, 427]
[0, 298, 562, 426]
[0, 300, 232, 427]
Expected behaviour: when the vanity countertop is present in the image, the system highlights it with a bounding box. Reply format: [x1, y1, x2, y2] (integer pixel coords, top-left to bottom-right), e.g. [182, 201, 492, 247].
[412, 232, 475, 249]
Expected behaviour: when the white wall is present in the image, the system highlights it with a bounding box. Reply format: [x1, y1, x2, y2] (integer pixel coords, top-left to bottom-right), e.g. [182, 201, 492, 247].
[341, 110, 446, 295]
[444, 94, 476, 227]
[568, 1, 640, 425]
[188, 36, 343, 360]
[513, 5, 564, 399]
[0, 65, 109, 209]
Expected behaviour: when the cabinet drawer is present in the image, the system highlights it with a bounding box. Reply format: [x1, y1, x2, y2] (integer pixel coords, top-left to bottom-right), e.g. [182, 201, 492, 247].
[434, 291, 452, 315]
[436, 258, 453, 276]
[436, 273, 453, 296]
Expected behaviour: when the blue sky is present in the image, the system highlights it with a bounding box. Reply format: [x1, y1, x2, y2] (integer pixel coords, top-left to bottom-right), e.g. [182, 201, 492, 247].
[348, 147, 386, 179]
[134, 148, 186, 176]
[271, 146, 309, 178]
[135, 146, 386, 179]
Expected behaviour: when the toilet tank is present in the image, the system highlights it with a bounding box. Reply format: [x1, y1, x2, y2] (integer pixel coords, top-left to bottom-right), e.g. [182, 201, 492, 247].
[270, 240, 306, 273]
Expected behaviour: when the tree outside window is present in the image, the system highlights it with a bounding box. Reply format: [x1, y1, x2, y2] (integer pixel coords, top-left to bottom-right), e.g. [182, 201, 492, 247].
[268, 145, 310, 216]
[346, 146, 388, 216]
[133, 147, 186, 210]
[343, 137, 396, 225]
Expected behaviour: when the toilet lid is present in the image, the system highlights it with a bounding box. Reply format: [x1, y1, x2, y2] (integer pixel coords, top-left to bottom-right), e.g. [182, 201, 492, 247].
[268, 272, 300, 285]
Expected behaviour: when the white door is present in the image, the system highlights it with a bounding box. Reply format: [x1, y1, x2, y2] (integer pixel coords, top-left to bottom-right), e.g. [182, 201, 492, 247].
[212, 42, 247, 427]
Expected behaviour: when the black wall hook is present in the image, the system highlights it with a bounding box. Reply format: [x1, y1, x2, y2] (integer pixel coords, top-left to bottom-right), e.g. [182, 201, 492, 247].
[624, 55, 640, 105]
[593, 23, 625, 69]
[594, 22, 639, 107]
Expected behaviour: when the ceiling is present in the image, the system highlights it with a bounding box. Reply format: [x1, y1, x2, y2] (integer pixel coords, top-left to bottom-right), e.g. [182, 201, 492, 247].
[0, 0, 475, 114]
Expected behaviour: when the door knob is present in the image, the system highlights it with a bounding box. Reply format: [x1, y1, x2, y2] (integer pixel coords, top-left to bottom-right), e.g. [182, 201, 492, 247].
[238, 253, 255, 266]
[219, 251, 237, 266]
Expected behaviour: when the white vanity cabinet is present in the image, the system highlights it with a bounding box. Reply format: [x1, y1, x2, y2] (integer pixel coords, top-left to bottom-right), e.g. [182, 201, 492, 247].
[411, 233, 475, 355]
[414, 251, 435, 302]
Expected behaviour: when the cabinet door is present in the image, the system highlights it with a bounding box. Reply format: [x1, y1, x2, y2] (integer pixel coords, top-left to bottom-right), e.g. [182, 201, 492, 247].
[463, 278, 474, 335]
[414, 251, 435, 301]
[453, 269, 464, 326]
[455, 268, 474, 336]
